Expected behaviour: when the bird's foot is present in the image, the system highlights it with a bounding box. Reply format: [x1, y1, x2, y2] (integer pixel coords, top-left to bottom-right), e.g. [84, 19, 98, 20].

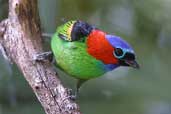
[59, 89, 78, 113]
[33, 51, 53, 63]
[65, 88, 77, 101]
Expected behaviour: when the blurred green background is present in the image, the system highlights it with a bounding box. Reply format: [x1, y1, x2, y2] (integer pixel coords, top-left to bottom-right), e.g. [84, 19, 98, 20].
[0, 0, 171, 114]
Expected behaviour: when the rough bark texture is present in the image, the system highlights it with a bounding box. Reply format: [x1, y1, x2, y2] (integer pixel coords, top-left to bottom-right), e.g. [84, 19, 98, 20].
[0, 0, 81, 114]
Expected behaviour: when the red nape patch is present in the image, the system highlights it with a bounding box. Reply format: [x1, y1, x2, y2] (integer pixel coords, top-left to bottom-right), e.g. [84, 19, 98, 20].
[86, 30, 118, 64]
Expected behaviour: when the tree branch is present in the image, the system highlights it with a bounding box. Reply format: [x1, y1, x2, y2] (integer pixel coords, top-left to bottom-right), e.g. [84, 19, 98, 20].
[0, 0, 81, 114]
[0, 20, 5, 38]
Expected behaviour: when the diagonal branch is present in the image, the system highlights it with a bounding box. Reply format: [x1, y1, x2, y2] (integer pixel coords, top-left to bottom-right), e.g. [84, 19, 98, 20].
[0, 0, 81, 114]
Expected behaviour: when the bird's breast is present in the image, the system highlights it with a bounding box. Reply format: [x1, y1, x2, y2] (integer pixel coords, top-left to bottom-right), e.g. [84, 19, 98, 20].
[51, 33, 109, 79]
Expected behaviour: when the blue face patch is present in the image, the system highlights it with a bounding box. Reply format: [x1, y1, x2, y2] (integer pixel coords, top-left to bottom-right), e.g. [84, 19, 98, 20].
[104, 64, 119, 71]
[105, 34, 134, 56]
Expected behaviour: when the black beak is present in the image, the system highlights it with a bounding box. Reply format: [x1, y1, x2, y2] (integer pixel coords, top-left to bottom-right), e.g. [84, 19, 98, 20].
[125, 60, 140, 69]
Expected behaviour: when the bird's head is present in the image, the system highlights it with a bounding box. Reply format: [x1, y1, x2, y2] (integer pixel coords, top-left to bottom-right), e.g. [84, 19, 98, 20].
[87, 30, 139, 70]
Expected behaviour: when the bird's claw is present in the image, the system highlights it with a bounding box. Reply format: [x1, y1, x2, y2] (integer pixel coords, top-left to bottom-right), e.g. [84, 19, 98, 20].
[59, 88, 77, 110]
[66, 88, 77, 101]
[65, 103, 77, 111]
[33, 51, 53, 62]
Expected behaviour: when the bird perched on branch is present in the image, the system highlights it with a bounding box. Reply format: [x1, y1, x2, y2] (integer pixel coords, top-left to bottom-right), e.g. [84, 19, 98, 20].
[50, 20, 139, 94]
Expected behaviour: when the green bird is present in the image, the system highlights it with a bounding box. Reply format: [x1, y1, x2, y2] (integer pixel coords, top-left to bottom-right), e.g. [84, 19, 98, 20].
[51, 20, 139, 94]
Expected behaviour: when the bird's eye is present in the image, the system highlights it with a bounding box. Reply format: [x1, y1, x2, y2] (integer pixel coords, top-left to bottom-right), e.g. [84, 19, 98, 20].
[115, 48, 123, 56]
[114, 48, 124, 58]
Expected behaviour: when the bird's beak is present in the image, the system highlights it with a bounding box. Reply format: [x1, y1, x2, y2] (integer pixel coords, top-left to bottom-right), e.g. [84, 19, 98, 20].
[125, 60, 140, 69]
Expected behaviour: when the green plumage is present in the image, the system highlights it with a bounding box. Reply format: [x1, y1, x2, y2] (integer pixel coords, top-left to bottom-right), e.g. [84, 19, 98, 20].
[51, 21, 139, 91]
[51, 23, 106, 80]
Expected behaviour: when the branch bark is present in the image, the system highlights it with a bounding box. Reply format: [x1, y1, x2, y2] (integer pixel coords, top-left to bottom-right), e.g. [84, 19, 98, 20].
[0, 0, 81, 114]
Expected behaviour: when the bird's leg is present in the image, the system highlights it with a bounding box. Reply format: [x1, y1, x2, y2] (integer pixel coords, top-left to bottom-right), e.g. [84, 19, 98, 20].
[33, 51, 54, 63]
[64, 79, 87, 101]
[76, 79, 87, 95]
[71, 79, 87, 99]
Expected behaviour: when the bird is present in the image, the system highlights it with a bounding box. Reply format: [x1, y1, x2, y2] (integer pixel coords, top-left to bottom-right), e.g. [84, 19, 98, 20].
[51, 20, 139, 94]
